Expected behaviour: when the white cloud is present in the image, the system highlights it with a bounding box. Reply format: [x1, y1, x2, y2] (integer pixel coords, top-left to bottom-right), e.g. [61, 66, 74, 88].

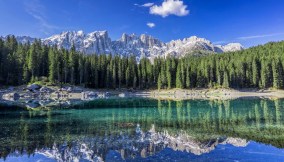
[25, 0, 59, 35]
[134, 2, 154, 7]
[237, 33, 284, 40]
[147, 22, 156, 28]
[150, 0, 189, 17]
[142, 3, 154, 7]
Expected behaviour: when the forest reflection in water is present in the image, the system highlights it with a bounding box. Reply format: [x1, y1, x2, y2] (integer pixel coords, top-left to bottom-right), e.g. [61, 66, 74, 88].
[0, 98, 284, 161]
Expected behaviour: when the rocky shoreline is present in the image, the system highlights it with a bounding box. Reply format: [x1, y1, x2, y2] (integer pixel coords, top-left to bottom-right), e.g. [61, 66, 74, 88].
[149, 88, 284, 100]
[0, 84, 145, 109]
[1, 84, 284, 109]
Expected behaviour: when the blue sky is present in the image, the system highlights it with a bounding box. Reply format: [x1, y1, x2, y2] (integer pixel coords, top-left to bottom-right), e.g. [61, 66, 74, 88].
[0, 0, 284, 47]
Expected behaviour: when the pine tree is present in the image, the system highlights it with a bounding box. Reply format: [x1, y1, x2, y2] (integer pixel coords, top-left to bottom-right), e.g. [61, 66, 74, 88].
[252, 58, 259, 87]
[272, 58, 283, 89]
[157, 73, 162, 90]
[223, 70, 229, 88]
[93, 57, 99, 88]
[28, 44, 38, 81]
[118, 58, 123, 89]
[125, 66, 130, 88]
[260, 60, 268, 88]
[176, 63, 183, 88]
[186, 66, 190, 89]
[112, 62, 117, 89]
[48, 48, 56, 83]
[83, 58, 91, 87]
[79, 55, 84, 85]
[161, 62, 168, 89]
[56, 49, 64, 84]
[166, 59, 172, 89]
[181, 60, 186, 88]
[69, 45, 77, 85]
[106, 64, 111, 89]
[63, 49, 69, 83]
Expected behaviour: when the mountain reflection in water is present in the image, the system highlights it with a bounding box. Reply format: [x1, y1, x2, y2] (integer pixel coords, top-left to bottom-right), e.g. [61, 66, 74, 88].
[30, 125, 248, 162]
[1, 98, 284, 161]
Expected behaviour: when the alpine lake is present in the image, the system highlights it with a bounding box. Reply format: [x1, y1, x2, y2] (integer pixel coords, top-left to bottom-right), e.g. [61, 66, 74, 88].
[1, 97, 284, 162]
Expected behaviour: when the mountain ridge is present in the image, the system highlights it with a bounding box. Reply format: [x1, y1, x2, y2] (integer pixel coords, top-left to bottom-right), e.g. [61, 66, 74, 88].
[1, 30, 244, 60]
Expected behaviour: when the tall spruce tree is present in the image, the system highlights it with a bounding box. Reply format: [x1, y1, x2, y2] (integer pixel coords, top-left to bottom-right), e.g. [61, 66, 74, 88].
[176, 63, 183, 88]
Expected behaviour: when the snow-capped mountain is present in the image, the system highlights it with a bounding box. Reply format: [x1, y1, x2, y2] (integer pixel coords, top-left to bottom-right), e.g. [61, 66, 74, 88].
[2, 30, 244, 60]
[43, 30, 113, 55]
[43, 31, 244, 59]
[215, 43, 244, 53]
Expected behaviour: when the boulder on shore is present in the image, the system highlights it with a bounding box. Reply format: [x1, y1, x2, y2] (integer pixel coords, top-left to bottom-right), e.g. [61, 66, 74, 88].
[27, 84, 41, 91]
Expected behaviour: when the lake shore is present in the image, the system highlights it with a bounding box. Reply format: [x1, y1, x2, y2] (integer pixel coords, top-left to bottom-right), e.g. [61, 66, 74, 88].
[147, 88, 284, 100]
[1, 85, 284, 102]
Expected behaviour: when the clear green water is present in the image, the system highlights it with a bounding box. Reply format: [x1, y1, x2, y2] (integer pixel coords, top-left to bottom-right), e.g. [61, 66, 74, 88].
[1, 98, 284, 161]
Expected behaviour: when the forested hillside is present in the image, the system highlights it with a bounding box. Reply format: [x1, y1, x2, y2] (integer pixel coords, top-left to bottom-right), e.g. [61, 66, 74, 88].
[0, 35, 284, 89]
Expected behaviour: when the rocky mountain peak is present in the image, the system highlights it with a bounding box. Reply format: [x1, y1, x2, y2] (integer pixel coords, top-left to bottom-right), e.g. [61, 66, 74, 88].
[120, 33, 137, 43]
[3, 30, 244, 60]
[222, 43, 244, 52]
[77, 30, 84, 36]
[214, 43, 244, 53]
[185, 36, 211, 43]
[88, 30, 108, 38]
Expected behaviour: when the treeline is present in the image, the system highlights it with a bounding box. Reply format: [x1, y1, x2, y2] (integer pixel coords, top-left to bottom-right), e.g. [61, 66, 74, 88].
[1, 35, 284, 89]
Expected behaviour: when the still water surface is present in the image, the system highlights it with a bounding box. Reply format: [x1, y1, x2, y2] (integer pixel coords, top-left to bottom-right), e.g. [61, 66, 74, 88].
[1, 98, 284, 161]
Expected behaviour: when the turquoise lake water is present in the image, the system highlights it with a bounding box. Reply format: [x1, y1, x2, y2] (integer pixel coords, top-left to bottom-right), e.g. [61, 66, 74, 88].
[1, 98, 284, 161]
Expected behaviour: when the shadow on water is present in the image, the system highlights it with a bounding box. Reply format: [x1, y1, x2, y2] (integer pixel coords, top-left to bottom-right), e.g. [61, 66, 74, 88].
[0, 98, 284, 161]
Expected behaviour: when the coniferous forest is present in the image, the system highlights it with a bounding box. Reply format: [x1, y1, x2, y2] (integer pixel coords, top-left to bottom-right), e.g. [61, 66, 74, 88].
[1, 35, 284, 90]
